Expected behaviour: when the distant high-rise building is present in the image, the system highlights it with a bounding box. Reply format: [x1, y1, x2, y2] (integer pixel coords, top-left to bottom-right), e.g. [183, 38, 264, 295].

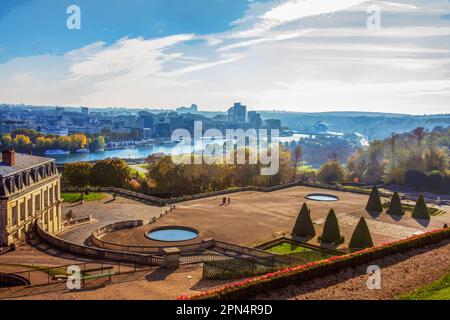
[81, 107, 89, 116]
[247, 111, 262, 128]
[137, 111, 154, 130]
[228, 102, 247, 123]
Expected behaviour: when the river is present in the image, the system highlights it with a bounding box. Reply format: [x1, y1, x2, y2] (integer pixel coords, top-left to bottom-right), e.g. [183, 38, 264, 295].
[51, 134, 309, 164]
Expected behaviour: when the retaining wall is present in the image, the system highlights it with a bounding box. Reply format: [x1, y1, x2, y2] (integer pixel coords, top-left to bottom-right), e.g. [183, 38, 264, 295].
[35, 220, 163, 266]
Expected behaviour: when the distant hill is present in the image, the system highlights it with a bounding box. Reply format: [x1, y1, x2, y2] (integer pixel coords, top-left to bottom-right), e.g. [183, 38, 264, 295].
[256, 111, 450, 140]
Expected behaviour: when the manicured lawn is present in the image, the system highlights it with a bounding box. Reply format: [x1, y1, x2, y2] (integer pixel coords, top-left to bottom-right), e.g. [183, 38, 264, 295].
[267, 242, 315, 255]
[266, 242, 333, 264]
[62, 192, 105, 203]
[399, 272, 450, 300]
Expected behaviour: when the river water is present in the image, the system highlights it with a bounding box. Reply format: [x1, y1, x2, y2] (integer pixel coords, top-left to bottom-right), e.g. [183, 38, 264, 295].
[52, 134, 308, 164]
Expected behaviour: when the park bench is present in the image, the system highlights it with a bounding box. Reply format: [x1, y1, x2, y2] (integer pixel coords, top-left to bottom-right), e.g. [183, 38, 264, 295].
[80, 272, 115, 287]
[52, 265, 115, 285]
[80, 266, 115, 287]
[52, 274, 68, 281]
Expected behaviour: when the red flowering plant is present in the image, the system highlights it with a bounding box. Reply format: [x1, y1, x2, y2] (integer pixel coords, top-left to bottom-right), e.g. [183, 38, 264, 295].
[178, 227, 450, 300]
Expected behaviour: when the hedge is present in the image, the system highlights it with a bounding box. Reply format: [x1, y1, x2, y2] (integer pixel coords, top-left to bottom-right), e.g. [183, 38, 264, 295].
[318, 209, 344, 244]
[179, 227, 450, 300]
[387, 192, 404, 216]
[292, 203, 315, 237]
[349, 217, 374, 252]
[412, 194, 431, 220]
[366, 186, 383, 213]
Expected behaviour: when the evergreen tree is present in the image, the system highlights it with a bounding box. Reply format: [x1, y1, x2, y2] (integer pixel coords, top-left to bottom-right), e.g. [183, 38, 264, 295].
[349, 217, 374, 251]
[411, 194, 430, 220]
[366, 186, 383, 213]
[292, 203, 316, 237]
[387, 192, 404, 216]
[319, 209, 344, 244]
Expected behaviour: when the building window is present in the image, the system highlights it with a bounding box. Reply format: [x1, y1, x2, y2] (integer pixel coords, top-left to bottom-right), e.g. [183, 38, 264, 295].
[49, 209, 53, 221]
[35, 194, 41, 212]
[44, 190, 48, 209]
[50, 186, 54, 204]
[55, 184, 59, 201]
[27, 198, 33, 218]
[20, 202, 25, 222]
[11, 205, 18, 226]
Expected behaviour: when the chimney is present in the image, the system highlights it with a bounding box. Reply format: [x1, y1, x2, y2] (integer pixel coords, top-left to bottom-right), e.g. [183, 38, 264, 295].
[2, 148, 16, 166]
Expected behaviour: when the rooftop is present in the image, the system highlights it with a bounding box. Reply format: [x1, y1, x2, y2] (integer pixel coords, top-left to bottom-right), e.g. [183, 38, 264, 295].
[0, 153, 54, 177]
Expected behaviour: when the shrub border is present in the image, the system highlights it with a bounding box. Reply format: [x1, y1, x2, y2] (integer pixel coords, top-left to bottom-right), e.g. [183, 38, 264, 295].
[179, 227, 450, 300]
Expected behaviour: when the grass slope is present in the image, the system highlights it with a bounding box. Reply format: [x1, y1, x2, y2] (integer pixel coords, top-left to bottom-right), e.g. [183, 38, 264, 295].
[399, 271, 450, 300]
[62, 192, 105, 203]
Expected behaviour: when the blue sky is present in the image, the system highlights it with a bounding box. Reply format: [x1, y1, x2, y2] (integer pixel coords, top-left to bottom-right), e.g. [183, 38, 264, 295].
[0, 0, 255, 62]
[1, 0, 450, 114]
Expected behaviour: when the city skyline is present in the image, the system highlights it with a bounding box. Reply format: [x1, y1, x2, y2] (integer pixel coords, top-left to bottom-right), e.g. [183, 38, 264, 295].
[1, 0, 450, 114]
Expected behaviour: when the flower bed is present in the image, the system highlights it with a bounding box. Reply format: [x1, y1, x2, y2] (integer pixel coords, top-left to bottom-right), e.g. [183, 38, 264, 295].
[179, 227, 450, 300]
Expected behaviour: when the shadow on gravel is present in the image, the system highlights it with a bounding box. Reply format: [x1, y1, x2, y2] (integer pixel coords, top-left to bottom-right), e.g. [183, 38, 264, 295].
[413, 218, 430, 228]
[366, 210, 382, 219]
[145, 268, 175, 282]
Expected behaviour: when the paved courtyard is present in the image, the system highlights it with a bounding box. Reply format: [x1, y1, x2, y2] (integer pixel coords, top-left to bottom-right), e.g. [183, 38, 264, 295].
[100, 186, 450, 249]
[58, 193, 168, 244]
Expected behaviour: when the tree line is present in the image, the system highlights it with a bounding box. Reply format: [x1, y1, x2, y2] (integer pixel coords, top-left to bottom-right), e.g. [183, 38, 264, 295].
[286, 126, 449, 194]
[63, 147, 295, 197]
[0, 129, 105, 153]
[62, 126, 449, 196]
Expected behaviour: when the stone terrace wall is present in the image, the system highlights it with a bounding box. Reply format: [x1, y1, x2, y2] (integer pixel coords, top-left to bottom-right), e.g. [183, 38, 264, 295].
[35, 220, 163, 266]
[91, 220, 215, 255]
[63, 181, 378, 208]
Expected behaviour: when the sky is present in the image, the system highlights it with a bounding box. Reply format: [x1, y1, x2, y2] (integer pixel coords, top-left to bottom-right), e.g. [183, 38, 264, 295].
[0, 0, 449, 114]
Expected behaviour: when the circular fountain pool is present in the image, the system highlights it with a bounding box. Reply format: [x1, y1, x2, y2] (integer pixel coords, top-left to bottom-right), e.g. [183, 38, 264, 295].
[305, 193, 339, 202]
[145, 226, 199, 242]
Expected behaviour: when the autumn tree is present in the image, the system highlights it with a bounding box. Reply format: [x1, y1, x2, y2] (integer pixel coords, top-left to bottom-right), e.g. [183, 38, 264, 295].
[292, 144, 303, 182]
[317, 160, 345, 184]
[63, 162, 93, 187]
[90, 159, 131, 188]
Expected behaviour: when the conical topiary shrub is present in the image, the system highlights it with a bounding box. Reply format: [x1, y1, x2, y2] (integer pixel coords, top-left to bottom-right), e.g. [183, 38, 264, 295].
[292, 203, 316, 237]
[411, 194, 430, 220]
[366, 186, 383, 213]
[349, 217, 374, 252]
[387, 192, 404, 216]
[319, 209, 344, 244]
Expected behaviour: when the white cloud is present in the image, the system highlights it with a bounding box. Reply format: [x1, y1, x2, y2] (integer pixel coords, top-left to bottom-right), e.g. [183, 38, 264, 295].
[1, 0, 450, 114]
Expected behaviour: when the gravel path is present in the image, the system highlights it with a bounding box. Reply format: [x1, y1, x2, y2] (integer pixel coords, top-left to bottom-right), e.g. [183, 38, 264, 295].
[257, 239, 450, 300]
[59, 194, 167, 244]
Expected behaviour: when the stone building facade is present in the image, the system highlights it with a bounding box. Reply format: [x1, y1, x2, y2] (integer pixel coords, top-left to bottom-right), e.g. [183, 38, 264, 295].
[0, 149, 62, 247]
